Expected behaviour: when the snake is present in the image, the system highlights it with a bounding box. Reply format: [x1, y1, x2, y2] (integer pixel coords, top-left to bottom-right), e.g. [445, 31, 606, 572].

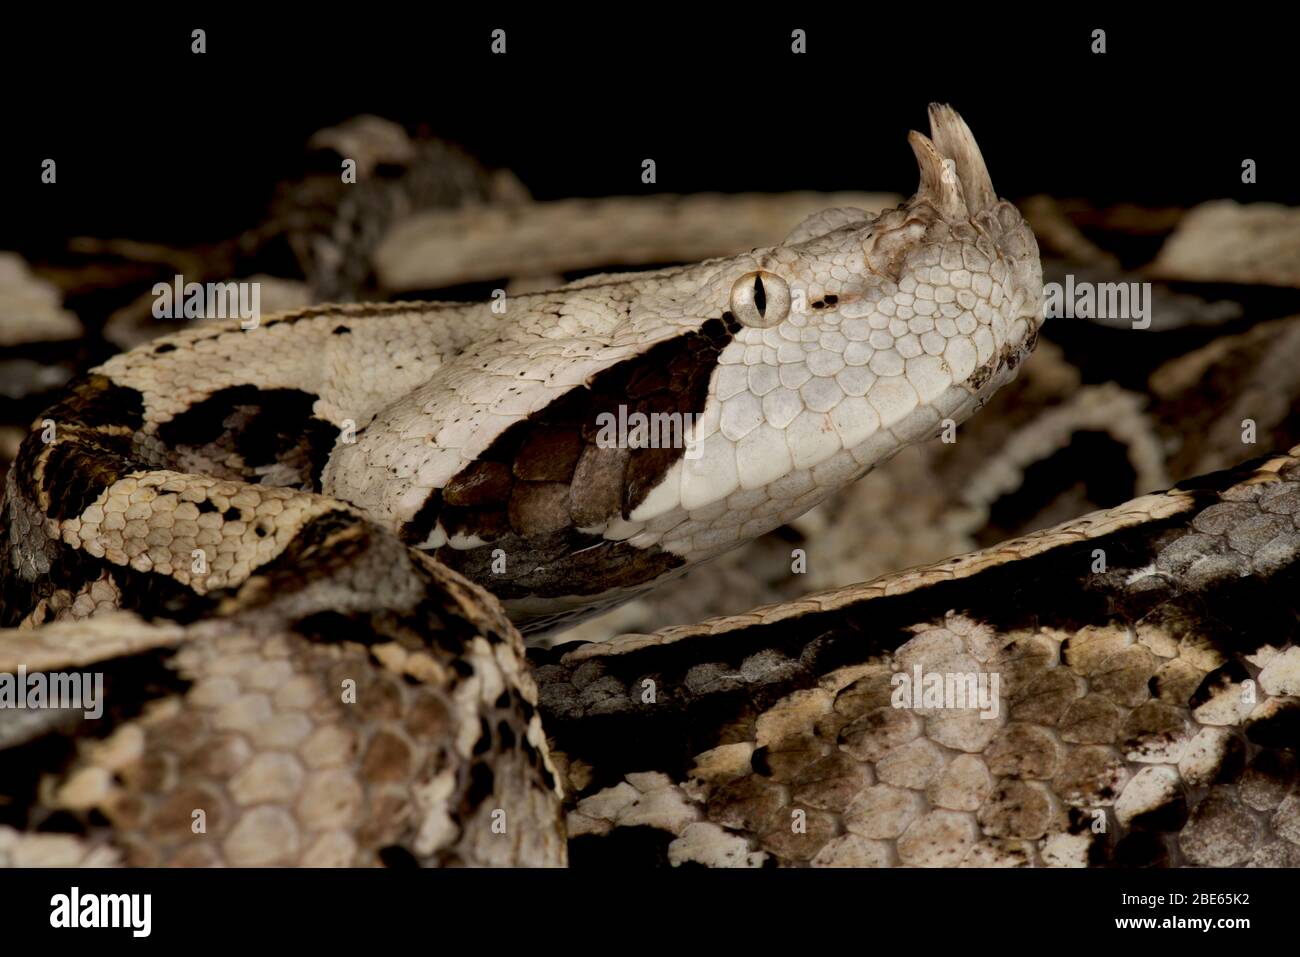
[2, 104, 1298, 868]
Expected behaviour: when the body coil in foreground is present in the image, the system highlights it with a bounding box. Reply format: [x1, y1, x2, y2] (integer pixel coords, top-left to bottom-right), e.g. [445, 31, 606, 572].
[0, 511, 565, 866]
[541, 448, 1300, 867]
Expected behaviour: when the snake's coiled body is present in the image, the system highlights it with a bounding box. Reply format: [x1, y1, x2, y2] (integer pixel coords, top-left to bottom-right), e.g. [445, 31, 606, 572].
[0, 105, 1156, 867]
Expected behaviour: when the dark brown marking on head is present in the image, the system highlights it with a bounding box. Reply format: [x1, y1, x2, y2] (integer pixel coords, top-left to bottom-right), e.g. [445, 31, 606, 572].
[402, 316, 736, 579]
[514, 427, 582, 482]
[569, 445, 629, 527]
[507, 482, 570, 536]
[444, 462, 510, 507]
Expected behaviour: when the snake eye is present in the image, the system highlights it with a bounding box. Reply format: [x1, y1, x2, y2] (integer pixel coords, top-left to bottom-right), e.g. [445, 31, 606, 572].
[730, 271, 790, 328]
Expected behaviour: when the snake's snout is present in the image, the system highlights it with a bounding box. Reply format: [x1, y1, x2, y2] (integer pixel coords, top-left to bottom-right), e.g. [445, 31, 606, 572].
[916, 104, 1045, 340]
[903, 104, 1045, 374]
[909, 103, 998, 220]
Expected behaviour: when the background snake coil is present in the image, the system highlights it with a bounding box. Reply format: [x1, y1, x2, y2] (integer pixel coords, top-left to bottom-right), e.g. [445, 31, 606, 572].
[3, 104, 1299, 869]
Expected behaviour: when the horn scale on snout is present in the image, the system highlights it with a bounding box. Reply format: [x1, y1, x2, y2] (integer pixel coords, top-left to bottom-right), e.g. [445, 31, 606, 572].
[908, 128, 968, 219]
[924, 103, 997, 214]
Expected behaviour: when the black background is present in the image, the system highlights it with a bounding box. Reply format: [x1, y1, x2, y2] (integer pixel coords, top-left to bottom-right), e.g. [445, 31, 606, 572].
[3, 11, 1296, 253]
[0, 865, 1275, 943]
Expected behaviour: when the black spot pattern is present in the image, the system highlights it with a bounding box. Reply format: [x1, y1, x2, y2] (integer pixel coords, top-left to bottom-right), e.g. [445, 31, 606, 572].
[156, 385, 338, 491]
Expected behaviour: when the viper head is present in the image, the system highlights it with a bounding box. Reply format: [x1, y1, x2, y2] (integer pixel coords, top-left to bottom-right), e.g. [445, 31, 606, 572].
[317, 105, 1045, 630]
[662, 104, 1044, 530]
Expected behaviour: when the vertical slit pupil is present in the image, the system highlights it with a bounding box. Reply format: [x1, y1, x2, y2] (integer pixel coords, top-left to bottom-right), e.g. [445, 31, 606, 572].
[753, 275, 766, 315]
